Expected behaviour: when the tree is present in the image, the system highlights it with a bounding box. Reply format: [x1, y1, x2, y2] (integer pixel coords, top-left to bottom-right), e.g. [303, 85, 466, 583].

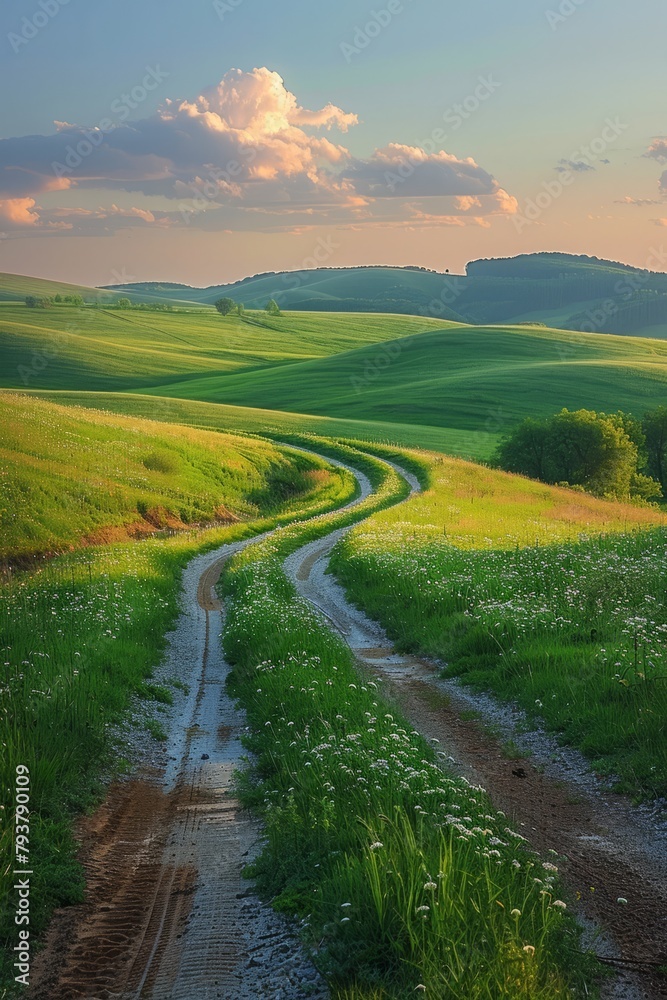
[545, 409, 637, 499]
[265, 298, 281, 316]
[53, 293, 63, 303]
[25, 295, 38, 308]
[495, 417, 549, 481]
[214, 297, 236, 316]
[237, 302, 245, 316]
[63, 293, 84, 306]
[116, 297, 131, 309]
[643, 406, 667, 491]
[495, 408, 661, 502]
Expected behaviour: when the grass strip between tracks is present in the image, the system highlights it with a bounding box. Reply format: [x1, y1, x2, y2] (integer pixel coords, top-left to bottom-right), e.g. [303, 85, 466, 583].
[221, 442, 594, 999]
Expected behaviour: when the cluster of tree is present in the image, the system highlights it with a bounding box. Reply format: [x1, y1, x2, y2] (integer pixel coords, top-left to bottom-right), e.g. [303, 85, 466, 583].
[26, 293, 84, 307]
[115, 298, 175, 311]
[495, 408, 667, 503]
[214, 298, 281, 316]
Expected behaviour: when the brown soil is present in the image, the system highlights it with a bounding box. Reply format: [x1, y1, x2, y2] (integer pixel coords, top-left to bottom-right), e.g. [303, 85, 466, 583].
[29, 776, 196, 999]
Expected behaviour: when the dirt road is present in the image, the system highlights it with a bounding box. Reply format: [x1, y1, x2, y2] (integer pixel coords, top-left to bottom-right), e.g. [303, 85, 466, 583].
[29, 450, 667, 998]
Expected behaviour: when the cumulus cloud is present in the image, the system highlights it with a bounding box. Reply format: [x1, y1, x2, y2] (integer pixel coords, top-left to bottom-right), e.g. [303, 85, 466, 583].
[0, 67, 515, 235]
[0, 197, 40, 226]
[645, 138, 667, 163]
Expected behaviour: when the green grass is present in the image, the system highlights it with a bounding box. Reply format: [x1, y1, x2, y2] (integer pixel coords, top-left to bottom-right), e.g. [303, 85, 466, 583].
[219, 444, 593, 998]
[0, 303, 453, 393]
[20, 389, 483, 457]
[0, 272, 120, 304]
[0, 271, 204, 308]
[331, 451, 667, 799]
[5, 290, 667, 458]
[0, 393, 352, 561]
[140, 323, 667, 440]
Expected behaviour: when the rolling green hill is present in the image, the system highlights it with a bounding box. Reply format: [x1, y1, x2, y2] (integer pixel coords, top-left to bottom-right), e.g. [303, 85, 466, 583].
[0, 393, 343, 560]
[137, 322, 667, 435]
[0, 271, 211, 308]
[0, 303, 454, 392]
[104, 253, 667, 337]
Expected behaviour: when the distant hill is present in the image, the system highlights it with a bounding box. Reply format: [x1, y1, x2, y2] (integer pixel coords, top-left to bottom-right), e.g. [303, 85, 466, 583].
[0, 272, 209, 308]
[102, 253, 667, 338]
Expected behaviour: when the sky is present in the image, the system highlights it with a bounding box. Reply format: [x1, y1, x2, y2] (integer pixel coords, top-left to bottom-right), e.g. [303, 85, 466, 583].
[0, 0, 666, 286]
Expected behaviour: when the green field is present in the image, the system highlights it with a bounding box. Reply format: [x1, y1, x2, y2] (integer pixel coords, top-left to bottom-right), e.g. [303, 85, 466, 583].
[5, 288, 667, 459]
[0, 393, 352, 560]
[3, 266, 667, 996]
[139, 323, 667, 441]
[105, 252, 667, 337]
[0, 302, 454, 394]
[0, 271, 208, 308]
[218, 449, 590, 998]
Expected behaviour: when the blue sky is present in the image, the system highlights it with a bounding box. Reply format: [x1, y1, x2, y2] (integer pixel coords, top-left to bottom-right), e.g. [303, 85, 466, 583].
[1, 0, 665, 284]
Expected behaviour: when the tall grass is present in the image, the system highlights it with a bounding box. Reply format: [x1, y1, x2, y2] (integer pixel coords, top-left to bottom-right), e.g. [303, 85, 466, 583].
[221, 446, 593, 998]
[331, 452, 667, 799]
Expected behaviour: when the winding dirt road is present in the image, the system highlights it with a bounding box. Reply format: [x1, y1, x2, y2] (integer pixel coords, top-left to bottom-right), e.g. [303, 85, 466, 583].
[29, 449, 667, 999]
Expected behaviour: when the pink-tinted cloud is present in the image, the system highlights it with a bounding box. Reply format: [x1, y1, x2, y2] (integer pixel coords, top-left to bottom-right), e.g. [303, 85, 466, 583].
[643, 138, 667, 197]
[0, 197, 40, 226]
[0, 67, 515, 236]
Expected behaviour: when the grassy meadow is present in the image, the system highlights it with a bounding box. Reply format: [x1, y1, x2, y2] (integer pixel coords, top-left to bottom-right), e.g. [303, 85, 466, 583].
[0, 398, 358, 985]
[144, 323, 667, 435]
[0, 393, 354, 561]
[3, 266, 667, 996]
[3, 290, 667, 459]
[0, 301, 452, 393]
[331, 452, 667, 799]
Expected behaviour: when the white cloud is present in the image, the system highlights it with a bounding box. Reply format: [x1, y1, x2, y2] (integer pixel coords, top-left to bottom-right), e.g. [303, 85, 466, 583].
[0, 68, 515, 235]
